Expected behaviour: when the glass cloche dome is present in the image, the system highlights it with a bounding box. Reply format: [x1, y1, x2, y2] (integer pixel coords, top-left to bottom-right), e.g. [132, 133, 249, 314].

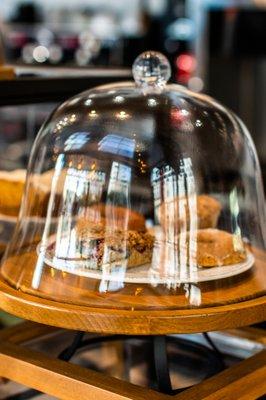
[1, 51, 265, 310]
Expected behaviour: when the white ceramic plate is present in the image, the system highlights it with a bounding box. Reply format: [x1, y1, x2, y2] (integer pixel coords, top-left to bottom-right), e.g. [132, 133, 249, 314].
[37, 235, 254, 285]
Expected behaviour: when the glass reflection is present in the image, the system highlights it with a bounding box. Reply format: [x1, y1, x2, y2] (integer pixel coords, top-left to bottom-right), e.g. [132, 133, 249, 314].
[98, 135, 135, 158]
[150, 158, 198, 288]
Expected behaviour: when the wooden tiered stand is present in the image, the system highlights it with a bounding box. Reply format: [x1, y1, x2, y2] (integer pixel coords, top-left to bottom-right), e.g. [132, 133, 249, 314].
[0, 262, 265, 400]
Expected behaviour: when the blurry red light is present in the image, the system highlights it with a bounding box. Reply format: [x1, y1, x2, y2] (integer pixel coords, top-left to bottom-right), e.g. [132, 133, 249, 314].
[170, 107, 188, 126]
[175, 54, 196, 73]
[176, 70, 191, 84]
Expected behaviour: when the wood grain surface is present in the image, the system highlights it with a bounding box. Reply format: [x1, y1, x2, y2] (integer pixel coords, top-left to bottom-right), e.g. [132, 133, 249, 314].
[0, 246, 265, 334]
[0, 342, 168, 400]
[174, 350, 266, 400]
[0, 322, 265, 400]
[1, 247, 265, 310]
[0, 275, 265, 334]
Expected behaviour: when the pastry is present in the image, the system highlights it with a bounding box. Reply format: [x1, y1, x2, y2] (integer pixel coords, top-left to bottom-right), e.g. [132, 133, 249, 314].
[0, 170, 26, 216]
[76, 218, 154, 269]
[39, 170, 146, 230]
[0, 242, 6, 254]
[83, 204, 146, 232]
[179, 228, 246, 267]
[0, 169, 51, 217]
[157, 194, 221, 230]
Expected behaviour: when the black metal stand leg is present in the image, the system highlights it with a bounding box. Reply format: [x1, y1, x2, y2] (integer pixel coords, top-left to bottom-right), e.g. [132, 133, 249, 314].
[203, 332, 225, 369]
[152, 336, 172, 395]
[58, 331, 84, 361]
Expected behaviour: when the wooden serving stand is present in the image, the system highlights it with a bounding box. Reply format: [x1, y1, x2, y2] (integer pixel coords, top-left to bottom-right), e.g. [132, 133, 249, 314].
[0, 253, 265, 399]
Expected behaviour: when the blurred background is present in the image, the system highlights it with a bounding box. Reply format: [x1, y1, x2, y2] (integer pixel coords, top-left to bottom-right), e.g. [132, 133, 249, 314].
[0, 0, 265, 184]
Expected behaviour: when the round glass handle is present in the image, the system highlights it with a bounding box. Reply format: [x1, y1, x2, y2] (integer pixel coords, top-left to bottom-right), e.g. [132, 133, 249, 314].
[132, 51, 171, 92]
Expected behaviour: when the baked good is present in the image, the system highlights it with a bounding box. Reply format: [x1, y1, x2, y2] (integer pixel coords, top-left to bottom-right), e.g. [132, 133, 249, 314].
[83, 204, 146, 232]
[157, 194, 221, 230]
[76, 218, 154, 269]
[39, 170, 146, 230]
[179, 228, 246, 267]
[0, 170, 26, 216]
[0, 169, 51, 217]
[0, 242, 6, 254]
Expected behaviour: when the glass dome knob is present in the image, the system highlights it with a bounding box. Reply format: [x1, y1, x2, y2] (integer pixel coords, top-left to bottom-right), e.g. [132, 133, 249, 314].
[132, 51, 171, 92]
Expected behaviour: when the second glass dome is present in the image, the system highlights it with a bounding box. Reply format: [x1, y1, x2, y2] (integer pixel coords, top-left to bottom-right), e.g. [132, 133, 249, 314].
[1, 52, 265, 310]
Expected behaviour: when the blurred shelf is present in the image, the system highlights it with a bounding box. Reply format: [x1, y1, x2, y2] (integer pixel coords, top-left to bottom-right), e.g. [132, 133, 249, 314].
[0, 65, 132, 106]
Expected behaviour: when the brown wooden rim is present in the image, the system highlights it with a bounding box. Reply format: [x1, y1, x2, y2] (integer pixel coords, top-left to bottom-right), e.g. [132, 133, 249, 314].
[0, 277, 265, 334]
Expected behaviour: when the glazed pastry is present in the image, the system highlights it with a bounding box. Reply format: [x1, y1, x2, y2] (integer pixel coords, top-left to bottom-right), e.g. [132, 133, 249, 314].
[76, 218, 154, 269]
[179, 228, 246, 267]
[157, 194, 221, 230]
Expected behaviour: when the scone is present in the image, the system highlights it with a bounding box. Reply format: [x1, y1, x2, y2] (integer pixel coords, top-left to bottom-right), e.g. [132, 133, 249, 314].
[0, 170, 26, 216]
[157, 194, 221, 230]
[179, 228, 246, 267]
[83, 204, 146, 232]
[76, 218, 154, 269]
[39, 168, 147, 229]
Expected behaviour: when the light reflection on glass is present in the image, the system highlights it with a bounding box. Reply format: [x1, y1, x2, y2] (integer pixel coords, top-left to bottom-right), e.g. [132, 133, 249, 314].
[147, 98, 158, 107]
[32, 153, 65, 289]
[229, 187, 244, 252]
[54, 114, 76, 133]
[116, 111, 130, 120]
[195, 119, 203, 127]
[99, 162, 132, 287]
[150, 158, 199, 295]
[114, 96, 125, 103]
[88, 110, 98, 119]
[98, 134, 135, 158]
[84, 99, 93, 106]
[180, 109, 189, 116]
[64, 132, 90, 151]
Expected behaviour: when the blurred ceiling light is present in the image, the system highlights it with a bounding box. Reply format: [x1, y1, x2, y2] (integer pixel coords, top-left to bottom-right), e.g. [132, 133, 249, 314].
[146, 0, 167, 17]
[167, 18, 195, 41]
[90, 14, 118, 40]
[121, 17, 140, 36]
[33, 45, 49, 63]
[188, 77, 204, 92]
[36, 28, 54, 46]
